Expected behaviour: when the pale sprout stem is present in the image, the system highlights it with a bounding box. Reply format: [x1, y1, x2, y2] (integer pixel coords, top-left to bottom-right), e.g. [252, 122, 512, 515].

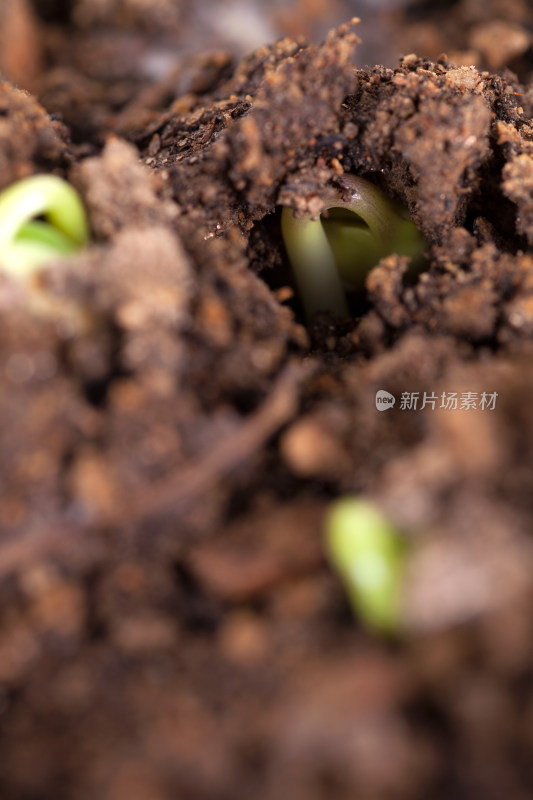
[281, 176, 425, 320]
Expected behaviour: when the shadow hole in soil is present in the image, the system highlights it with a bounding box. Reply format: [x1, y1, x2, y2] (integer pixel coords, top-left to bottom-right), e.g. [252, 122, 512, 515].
[173, 561, 222, 634]
[402, 691, 455, 748]
[400, 693, 466, 796]
[65, 363, 123, 412]
[225, 470, 319, 522]
[228, 386, 268, 416]
[83, 376, 113, 408]
[71, 325, 131, 410]
[30, 0, 73, 24]
[404, 0, 462, 22]
[465, 148, 527, 254]
[80, 569, 109, 642]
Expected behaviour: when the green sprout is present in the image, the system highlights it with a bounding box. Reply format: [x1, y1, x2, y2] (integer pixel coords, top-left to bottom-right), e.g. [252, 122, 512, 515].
[0, 175, 89, 280]
[325, 496, 407, 635]
[281, 175, 426, 319]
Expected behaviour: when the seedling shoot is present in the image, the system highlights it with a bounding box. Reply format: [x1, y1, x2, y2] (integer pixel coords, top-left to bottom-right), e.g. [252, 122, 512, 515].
[281, 175, 425, 319]
[0, 175, 89, 279]
[325, 496, 407, 635]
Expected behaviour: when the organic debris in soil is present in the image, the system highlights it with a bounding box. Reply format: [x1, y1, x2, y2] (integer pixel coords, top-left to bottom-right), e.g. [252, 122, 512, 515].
[2, 12, 533, 800]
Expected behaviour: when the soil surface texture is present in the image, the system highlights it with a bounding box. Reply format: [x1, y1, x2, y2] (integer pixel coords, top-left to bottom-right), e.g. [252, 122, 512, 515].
[2, 2, 533, 799]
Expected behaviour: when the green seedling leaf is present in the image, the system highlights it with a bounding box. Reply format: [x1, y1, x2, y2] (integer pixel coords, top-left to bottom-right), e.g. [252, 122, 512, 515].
[0, 175, 89, 278]
[325, 497, 406, 635]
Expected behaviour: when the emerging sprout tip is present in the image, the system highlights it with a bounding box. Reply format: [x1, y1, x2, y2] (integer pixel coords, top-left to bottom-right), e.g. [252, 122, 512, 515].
[281, 175, 426, 320]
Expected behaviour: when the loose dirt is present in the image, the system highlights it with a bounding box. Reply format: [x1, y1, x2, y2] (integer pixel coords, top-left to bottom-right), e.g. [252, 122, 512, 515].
[2, 3, 533, 799]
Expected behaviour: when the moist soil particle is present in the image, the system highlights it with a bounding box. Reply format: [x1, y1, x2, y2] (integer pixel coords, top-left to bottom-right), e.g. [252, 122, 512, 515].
[3, 3, 533, 799]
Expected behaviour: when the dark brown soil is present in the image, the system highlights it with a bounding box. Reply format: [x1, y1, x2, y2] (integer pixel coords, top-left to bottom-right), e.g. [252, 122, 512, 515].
[2, 2, 533, 799]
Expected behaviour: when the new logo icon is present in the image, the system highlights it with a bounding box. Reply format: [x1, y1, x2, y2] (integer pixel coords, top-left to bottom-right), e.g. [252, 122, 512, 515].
[375, 390, 396, 411]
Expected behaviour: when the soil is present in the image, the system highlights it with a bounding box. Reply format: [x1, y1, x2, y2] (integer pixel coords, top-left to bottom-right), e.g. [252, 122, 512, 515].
[2, 1, 533, 799]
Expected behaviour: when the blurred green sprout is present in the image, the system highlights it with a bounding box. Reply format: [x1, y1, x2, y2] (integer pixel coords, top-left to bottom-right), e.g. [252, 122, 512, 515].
[325, 496, 407, 635]
[281, 175, 426, 319]
[0, 175, 89, 280]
